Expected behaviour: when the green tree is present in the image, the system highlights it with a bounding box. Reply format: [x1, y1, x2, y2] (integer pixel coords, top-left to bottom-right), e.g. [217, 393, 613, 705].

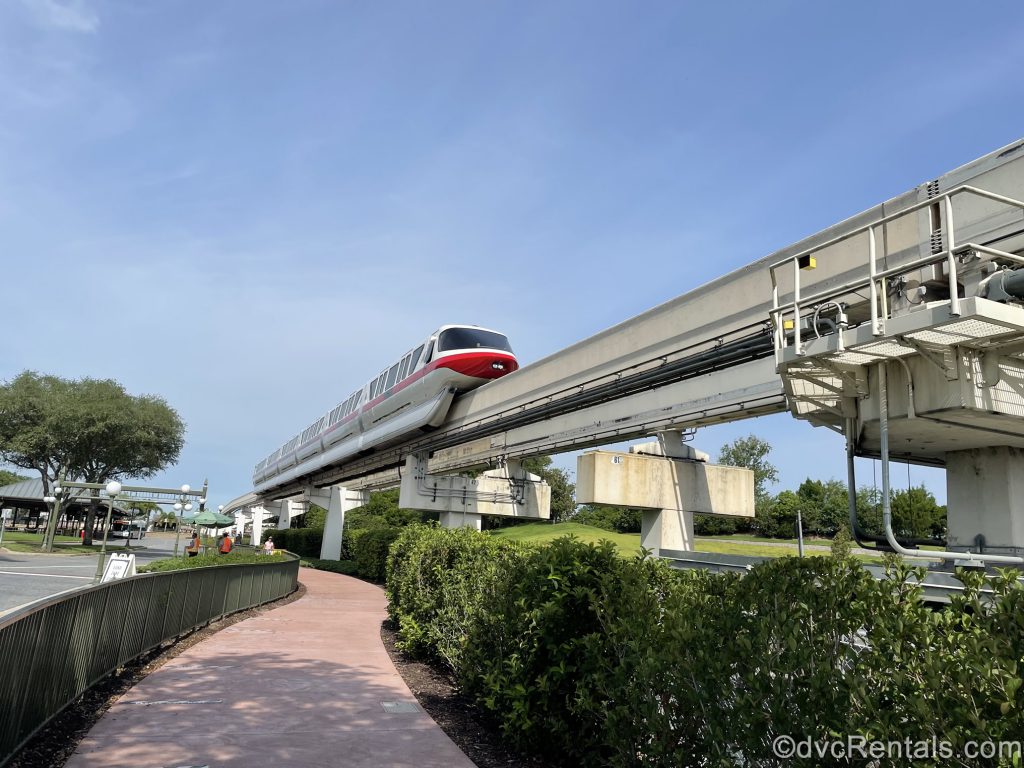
[718, 435, 778, 534]
[890, 485, 946, 540]
[0, 469, 29, 487]
[346, 489, 435, 532]
[153, 509, 179, 530]
[573, 504, 642, 533]
[717, 435, 778, 503]
[300, 503, 327, 529]
[855, 485, 883, 537]
[520, 456, 575, 522]
[795, 478, 849, 536]
[0, 371, 185, 548]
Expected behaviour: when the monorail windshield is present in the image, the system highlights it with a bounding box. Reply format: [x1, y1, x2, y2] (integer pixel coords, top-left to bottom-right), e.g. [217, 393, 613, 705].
[437, 328, 513, 354]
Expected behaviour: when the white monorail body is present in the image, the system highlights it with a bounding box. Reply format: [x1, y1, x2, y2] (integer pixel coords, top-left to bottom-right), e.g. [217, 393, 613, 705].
[252, 325, 518, 494]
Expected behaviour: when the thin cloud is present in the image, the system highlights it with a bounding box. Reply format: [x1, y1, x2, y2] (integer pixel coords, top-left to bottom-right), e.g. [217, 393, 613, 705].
[20, 0, 99, 33]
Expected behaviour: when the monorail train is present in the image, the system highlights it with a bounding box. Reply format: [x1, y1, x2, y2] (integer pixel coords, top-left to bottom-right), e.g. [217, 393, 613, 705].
[252, 324, 518, 493]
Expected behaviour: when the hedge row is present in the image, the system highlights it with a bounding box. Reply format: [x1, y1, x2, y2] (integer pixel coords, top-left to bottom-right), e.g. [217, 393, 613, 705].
[138, 550, 267, 572]
[271, 526, 400, 582]
[386, 525, 1024, 767]
[262, 527, 322, 558]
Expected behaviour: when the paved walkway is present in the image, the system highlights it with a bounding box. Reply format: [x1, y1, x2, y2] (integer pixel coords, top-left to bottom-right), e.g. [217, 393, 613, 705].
[65, 568, 477, 768]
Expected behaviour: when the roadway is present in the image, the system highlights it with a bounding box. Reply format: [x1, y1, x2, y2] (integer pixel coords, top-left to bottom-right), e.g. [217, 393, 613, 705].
[0, 533, 179, 617]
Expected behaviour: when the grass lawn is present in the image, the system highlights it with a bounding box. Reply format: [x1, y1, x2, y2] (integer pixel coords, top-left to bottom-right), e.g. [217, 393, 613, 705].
[489, 522, 646, 557]
[0, 530, 141, 554]
[486, 522, 935, 565]
[490, 522, 799, 559]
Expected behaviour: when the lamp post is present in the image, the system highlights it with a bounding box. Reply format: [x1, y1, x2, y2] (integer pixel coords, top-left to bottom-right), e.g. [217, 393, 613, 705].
[41, 493, 57, 549]
[172, 484, 193, 557]
[94, 480, 122, 582]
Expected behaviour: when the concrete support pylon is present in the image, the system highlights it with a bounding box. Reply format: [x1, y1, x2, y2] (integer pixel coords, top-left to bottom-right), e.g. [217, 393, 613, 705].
[946, 446, 1024, 556]
[576, 430, 754, 557]
[640, 508, 694, 558]
[438, 512, 483, 531]
[307, 486, 370, 561]
[250, 505, 267, 547]
[276, 499, 304, 531]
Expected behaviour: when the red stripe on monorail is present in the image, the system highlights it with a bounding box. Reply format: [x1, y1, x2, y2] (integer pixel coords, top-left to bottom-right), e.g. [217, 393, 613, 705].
[309, 350, 518, 445]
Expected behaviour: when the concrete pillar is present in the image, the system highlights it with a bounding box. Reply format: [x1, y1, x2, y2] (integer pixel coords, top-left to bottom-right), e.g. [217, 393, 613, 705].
[276, 499, 304, 531]
[641, 508, 694, 558]
[438, 512, 483, 531]
[946, 446, 1024, 556]
[250, 505, 266, 547]
[577, 440, 753, 557]
[316, 486, 370, 561]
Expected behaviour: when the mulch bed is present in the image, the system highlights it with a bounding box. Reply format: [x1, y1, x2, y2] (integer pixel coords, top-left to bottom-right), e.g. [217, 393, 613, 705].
[380, 621, 552, 768]
[5, 583, 307, 768]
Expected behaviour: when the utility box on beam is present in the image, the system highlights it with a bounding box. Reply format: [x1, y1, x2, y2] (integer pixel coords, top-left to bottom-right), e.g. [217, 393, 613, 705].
[576, 451, 754, 518]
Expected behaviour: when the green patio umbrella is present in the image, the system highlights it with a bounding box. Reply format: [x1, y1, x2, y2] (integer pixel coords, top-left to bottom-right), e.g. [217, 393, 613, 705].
[182, 510, 235, 527]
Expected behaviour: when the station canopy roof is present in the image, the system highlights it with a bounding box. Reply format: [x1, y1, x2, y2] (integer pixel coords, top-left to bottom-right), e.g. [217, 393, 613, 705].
[0, 479, 130, 512]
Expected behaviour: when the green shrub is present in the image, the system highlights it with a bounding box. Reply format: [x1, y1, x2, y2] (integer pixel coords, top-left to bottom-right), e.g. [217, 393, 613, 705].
[387, 524, 525, 670]
[572, 504, 642, 532]
[263, 527, 322, 558]
[386, 525, 1024, 767]
[351, 526, 400, 582]
[300, 557, 360, 576]
[138, 551, 268, 572]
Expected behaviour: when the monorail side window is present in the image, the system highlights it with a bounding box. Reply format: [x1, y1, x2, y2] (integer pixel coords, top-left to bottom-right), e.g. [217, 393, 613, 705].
[398, 354, 411, 381]
[410, 345, 424, 370]
[437, 328, 513, 353]
[385, 363, 400, 390]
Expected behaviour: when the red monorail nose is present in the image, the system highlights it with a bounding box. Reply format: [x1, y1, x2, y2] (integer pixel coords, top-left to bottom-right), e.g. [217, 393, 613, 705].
[435, 351, 519, 379]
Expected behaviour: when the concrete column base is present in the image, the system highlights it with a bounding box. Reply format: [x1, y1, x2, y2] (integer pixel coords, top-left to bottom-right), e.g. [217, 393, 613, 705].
[946, 446, 1024, 555]
[318, 486, 370, 561]
[641, 508, 694, 558]
[439, 511, 483, 531]
[250, 506, 266, 547]
[276, 499, 304, 531]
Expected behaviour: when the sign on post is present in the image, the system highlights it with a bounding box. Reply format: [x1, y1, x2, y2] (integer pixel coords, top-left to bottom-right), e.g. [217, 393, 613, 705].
[101, 552, 137, 583]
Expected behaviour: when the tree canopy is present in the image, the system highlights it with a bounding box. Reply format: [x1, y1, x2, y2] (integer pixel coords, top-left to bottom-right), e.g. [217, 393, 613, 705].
[717, 434, 779, 503]
[0, 469, 29, 488]
[0, 371, 186, 546]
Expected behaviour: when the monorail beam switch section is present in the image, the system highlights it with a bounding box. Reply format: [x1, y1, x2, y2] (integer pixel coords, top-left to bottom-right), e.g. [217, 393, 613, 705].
[576, 431, 755, 557]
[399, 453, 551, 529]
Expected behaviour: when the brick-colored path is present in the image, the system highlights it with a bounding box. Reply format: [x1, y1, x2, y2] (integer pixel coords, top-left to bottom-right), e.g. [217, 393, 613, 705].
[65, 568, 476, 768]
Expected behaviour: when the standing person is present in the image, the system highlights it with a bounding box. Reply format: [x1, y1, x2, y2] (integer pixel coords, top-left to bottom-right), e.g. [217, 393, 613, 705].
[219, 531, 233, 555]
[263, 537, 275, 556]
[186, 531, 200, 557]
[234, 529, 242, 546]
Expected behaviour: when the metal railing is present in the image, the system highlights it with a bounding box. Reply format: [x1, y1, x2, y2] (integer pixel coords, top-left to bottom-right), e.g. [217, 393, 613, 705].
[769, 184, 1024, 360]
[0, 553, 299, 767]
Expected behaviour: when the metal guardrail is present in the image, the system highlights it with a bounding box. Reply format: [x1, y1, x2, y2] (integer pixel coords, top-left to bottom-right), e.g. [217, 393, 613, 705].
[659, 549, 1018, 605]
[0, 552, 300, 767]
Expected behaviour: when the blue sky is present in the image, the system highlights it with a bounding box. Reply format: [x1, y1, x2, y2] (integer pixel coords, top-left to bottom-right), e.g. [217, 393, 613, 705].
[3, 0, 1024, 507]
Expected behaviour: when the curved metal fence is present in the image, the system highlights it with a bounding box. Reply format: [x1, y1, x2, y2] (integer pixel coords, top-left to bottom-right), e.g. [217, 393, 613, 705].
[0, 553, 300, 766]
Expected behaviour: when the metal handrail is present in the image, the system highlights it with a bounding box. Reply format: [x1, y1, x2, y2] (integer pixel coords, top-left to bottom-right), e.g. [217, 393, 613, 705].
[0, 553, 299, 767]
[769, 184, 1024, 357]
